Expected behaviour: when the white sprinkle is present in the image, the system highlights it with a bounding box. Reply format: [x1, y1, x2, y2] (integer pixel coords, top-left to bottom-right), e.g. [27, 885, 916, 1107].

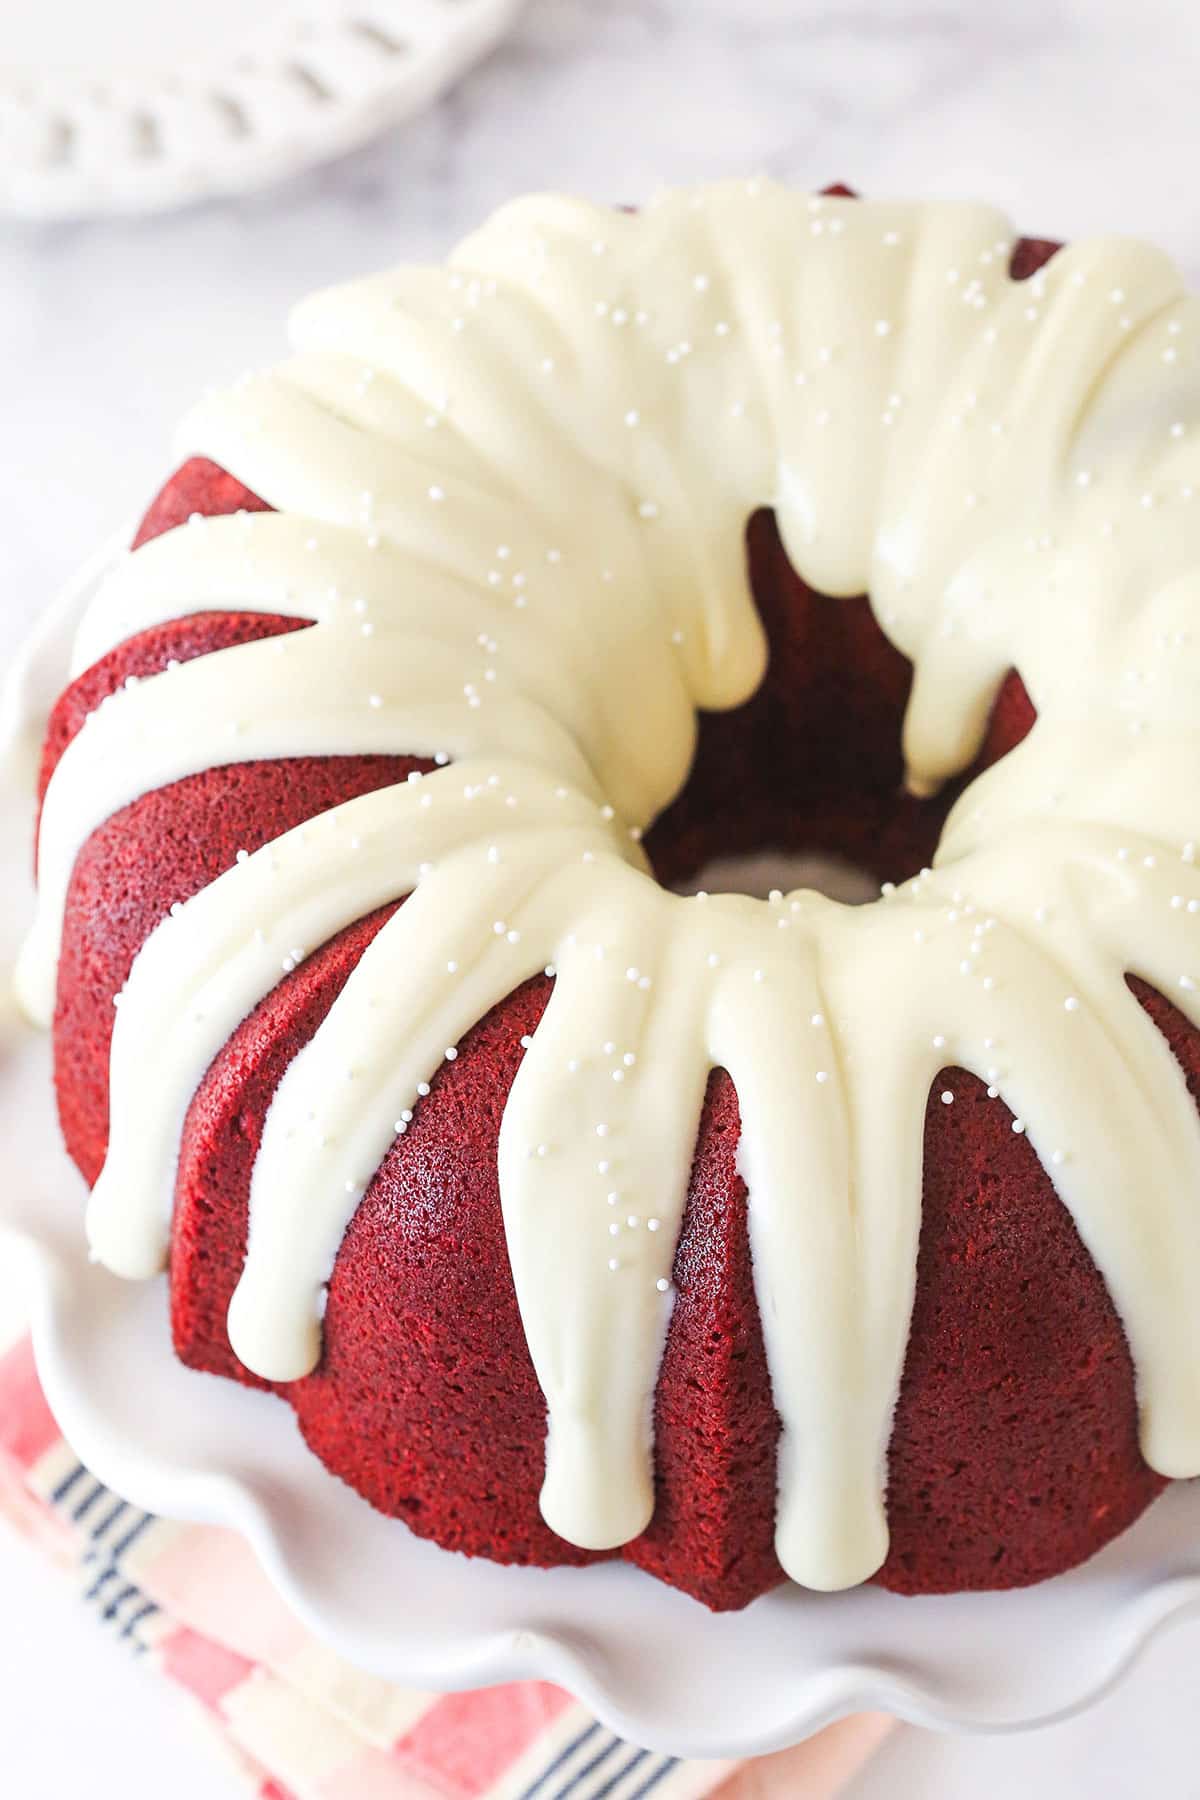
[815, 1070, 830, 1084]
[444, 1046, 458, 1061]
[1011, 1118, 1026, 1134]
[940, 1090, 954, 1105]
[1064, 996, 1080, 1012]
[656, 1278, 670, 1293]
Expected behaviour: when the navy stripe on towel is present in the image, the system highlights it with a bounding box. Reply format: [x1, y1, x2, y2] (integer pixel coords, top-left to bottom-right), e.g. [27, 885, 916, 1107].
[626, 1758, 680, 1799]
[591, 1749, 650, 1797]
[552, 1731, 623, 1797]
[50, 1463, 87, 1505]
[517, 1723, 603, 1798]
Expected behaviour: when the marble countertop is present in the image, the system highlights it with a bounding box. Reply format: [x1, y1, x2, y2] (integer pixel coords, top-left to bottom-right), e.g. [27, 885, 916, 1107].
[6, 0, 1200, 1792]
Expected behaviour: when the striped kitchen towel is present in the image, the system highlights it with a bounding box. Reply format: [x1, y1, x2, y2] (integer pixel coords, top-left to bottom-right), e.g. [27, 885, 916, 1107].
[0, 1327, 892, 1800]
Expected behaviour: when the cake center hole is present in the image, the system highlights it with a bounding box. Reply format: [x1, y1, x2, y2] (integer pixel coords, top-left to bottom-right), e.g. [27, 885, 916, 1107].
[645, 509, 1039, 902]
[644, 509, 955, 900]
[671, 848, 879, 906]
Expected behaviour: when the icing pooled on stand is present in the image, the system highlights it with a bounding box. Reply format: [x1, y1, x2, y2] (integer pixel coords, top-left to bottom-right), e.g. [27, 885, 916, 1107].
[19, 182, 1200, 1590]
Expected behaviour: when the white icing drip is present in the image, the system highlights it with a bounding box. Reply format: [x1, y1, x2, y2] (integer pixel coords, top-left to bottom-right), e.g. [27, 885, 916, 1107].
[21, 182, 1200, 1590]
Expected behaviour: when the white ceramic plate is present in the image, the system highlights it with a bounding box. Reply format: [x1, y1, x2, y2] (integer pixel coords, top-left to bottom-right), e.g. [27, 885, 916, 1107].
[4, 548, 1200, 1759]
[0, 0, 523, 219]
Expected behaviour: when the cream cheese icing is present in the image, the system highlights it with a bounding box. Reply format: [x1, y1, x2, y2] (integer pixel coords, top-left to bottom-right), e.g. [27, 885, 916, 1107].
[19, 181, 1200, 1590]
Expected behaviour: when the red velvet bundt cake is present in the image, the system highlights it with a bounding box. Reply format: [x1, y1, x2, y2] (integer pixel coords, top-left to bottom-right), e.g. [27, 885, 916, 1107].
[20, 183, 1200, 1611]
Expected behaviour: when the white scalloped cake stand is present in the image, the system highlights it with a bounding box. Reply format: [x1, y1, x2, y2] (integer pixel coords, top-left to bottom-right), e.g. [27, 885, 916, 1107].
[0, 0, 523, 219]
[4, 547, 1200, 1758]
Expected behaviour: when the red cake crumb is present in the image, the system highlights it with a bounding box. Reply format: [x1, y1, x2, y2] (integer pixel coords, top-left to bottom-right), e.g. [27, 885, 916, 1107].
[130, 456, 271, 550]
[41, 220, 1175, 1610]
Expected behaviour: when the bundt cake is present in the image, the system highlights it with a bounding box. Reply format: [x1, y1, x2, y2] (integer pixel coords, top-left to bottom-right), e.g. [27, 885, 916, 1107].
[19, 182, 1200, 1611]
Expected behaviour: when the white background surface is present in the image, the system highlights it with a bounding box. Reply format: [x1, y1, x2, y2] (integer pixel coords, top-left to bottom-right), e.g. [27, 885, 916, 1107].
[6, 0, 1200, 1793]
[0, 1523, 233, 1800]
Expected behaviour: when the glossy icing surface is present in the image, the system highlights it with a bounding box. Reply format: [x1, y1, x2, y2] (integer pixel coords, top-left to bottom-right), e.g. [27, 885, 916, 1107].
[20, 183, 1200, 1589]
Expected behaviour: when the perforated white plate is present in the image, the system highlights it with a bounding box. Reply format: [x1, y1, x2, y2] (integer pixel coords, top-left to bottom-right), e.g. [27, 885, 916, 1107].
[0, 0, 523, 219]
[3, 547, 1200, 1758]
